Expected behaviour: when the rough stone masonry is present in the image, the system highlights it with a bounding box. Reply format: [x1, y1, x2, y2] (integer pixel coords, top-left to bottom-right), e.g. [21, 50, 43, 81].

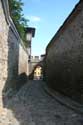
[44, 0, 83, 103]
[0, 0, 29, 107]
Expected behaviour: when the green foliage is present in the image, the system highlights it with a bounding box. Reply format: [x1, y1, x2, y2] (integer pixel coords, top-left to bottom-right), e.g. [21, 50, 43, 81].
[8, 0, 29, 47]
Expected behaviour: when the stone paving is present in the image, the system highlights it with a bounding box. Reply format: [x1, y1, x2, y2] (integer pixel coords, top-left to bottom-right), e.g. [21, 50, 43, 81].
[0, 80, 83, 125]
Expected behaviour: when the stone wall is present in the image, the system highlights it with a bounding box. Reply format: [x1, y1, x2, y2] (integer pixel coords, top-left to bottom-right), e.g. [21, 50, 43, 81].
[19, 44, 29, 75]
[44, 1, 83, 103]
[0, 0, 28, 106]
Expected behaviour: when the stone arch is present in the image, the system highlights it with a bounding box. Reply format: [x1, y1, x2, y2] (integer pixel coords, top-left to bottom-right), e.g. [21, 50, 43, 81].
[29, 61, 43, 80]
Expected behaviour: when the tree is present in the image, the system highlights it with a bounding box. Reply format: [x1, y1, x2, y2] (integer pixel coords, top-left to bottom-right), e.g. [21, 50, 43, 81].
[8, 0, 29, 47]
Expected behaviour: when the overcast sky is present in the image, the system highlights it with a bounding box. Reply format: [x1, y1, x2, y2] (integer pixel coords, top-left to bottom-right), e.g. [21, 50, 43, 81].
[22, 0, 79, 56]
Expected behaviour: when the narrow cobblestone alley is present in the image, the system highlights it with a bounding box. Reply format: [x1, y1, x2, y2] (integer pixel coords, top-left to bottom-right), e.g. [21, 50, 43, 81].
[0, 0, 83, 125]
[0, 80, 83, 125]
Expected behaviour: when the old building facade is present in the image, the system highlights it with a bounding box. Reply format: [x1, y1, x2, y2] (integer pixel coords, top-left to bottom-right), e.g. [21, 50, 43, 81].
[0, 0, 29, 107]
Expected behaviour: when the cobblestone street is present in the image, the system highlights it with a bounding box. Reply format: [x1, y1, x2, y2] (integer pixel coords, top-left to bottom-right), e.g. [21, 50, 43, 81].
[0, 0, 83, 124]
[0, 80, 83, 125]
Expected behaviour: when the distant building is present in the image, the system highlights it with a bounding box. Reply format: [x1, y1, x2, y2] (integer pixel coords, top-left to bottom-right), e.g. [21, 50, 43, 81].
[34, 66, 42, 80]
[40, 54, 45, 61]
[30, 56, 40, 72]
[25, 27, 36, 74]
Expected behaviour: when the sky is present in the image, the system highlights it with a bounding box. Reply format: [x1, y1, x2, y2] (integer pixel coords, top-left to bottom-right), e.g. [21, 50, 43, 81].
[22, 0, 79, 56]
